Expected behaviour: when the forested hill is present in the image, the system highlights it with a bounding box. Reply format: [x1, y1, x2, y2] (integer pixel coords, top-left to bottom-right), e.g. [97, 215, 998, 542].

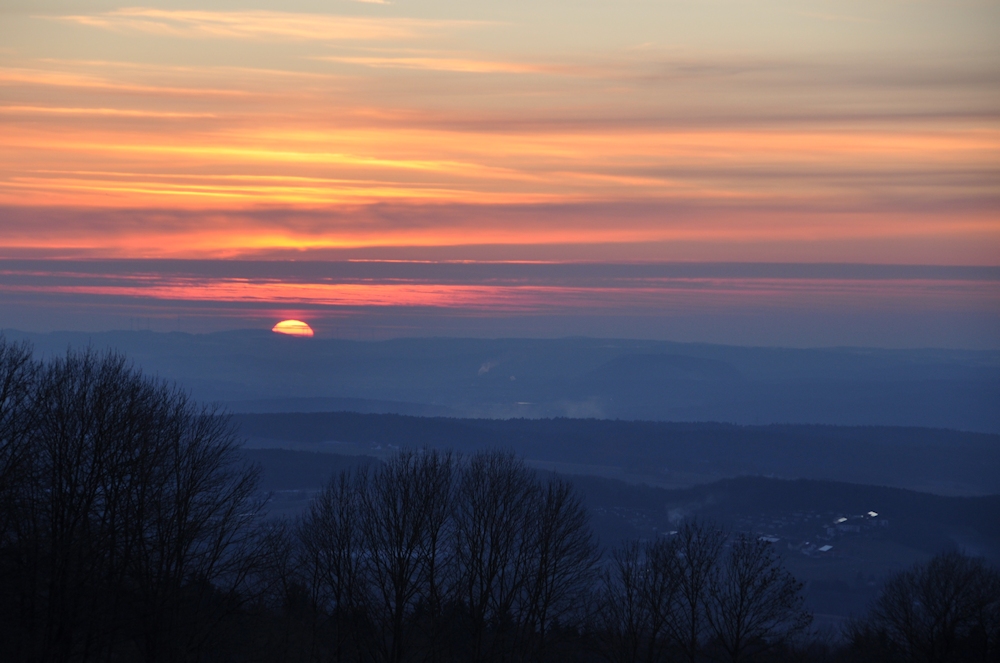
[243, 447, 1000, 621]
[244, 447, 1000, 563]
[233, 413, 1000, 495]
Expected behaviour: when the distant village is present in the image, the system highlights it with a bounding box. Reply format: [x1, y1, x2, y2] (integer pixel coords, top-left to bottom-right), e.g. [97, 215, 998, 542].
[738, 509, 889, 557]
[593, 505, 889, 559]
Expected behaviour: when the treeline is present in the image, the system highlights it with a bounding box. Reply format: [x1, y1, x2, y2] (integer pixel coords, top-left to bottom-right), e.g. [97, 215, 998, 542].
[0, 340, 266, 661]
[2, 340, 999, 663]
[231, 412, 1000, 495]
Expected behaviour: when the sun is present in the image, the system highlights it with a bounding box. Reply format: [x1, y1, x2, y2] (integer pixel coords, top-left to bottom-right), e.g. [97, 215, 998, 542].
[271, 320, 314, 337]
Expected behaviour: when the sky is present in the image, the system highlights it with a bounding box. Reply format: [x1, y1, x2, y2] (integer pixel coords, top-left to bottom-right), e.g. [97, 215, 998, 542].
[0, 0, 998, 346]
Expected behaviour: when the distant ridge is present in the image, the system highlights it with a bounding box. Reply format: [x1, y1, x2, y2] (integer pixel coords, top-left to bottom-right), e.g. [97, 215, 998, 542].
[232, 412, 1000, 496]
[225, 396, 460, 417]
[6, 330, 999, 432]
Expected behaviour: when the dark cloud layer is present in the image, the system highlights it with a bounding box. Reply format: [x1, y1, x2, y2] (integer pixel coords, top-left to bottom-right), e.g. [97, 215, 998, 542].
[2, 258, 997, 348]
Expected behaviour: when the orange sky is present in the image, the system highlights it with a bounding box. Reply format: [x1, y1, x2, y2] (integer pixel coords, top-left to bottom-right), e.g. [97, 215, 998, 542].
[0, 1, 998, 344]
[1, 1, 997, 264]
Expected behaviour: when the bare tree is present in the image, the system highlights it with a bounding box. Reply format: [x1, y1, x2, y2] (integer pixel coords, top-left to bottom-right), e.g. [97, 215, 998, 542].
[0, 338, 37, 538]
[521, 476, 599, 659]
[297, 470, 365, 662]
[0, 347, 265, 662]
[705, 533, 811, 663]
[849, 551, 1000, 663]
[453, 450, 538, 663]
[357, 449, 455, 663]
[130, 399, 266, 661]
[0, 339, 39, 659]
[291, 449, 601, 663]
[666, 521, 727, 663]
[597, 542, 650, 663]
[596, 538, 679, 663]
[15, 349, 172, 661]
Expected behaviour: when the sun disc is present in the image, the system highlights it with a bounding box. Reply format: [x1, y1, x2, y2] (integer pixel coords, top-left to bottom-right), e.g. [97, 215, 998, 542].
[272, 319, 314, 337]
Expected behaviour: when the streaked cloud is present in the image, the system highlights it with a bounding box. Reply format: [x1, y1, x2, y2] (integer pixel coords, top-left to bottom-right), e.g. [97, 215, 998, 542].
[3, 260, 996, 346]
[2, 260, 996, 313]
[0, 0, 996, 343]
[0, 66, 253, 96]
[1, 199, 996, 266]
[317, 55, 569, 75]
[0, 105, 217, 118]
[52, 8, 477, 42]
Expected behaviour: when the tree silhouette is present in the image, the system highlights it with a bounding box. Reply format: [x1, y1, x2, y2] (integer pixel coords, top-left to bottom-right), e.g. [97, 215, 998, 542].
[0, 343, 266, 662]
[297, 470, 365, 662]
[596, 538, 678, 663]
[848, 551, 1000, 663]
[294, 449, 600, 663]
[705, 533, 811, 662]
[452, 449, 538, 662]
[668, 521, 727, 663]
[598, 523, 810, 663]
[356, 449, 455, 663]
[0, 339, 36, 539]
[522, 475, 598, 659]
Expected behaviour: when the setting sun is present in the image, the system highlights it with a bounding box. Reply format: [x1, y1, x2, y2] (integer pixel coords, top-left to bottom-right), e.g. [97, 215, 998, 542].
[271, 319, 314, 337]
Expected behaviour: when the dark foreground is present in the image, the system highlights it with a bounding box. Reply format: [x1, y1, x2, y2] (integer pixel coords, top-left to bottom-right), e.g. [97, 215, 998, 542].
[2, 339, 999, 662]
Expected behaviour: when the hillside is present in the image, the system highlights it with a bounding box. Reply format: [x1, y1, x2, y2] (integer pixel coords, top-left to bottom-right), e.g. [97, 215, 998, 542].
[244, 447, 1000, 622]
[235, 413, 1000, 495]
